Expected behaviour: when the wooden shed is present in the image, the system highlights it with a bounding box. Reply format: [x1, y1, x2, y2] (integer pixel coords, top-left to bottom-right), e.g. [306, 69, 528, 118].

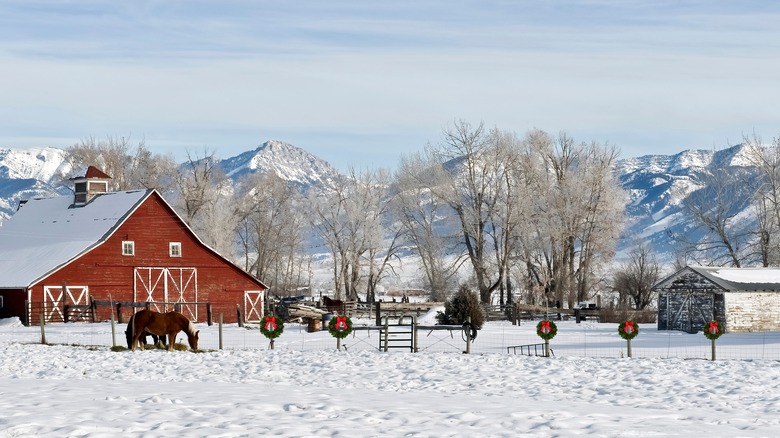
[0, 167, 267, 325]
[655, 265, 780, 333]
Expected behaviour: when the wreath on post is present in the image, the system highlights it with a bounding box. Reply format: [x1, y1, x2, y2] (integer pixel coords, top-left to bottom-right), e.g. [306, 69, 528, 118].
[328, 315, 353, 339]
[260, 315, 284, 339]
[703, 320, 723, 341]
[536, 320, 557, 341]
[618, 320, 639, 341]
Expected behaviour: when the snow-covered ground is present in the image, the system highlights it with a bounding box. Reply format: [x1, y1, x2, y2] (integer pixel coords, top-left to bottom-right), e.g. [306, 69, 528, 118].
[3, 314, 780, 437]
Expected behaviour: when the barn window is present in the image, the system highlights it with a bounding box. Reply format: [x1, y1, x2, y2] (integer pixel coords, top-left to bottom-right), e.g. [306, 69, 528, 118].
[169, 242, 182, 257]
[122, 241, 135, 256]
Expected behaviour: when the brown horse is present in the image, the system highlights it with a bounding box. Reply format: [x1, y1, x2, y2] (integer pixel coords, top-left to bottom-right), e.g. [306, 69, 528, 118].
[124, 312, 167, 349]
[321, 295, 346, 314]
[130, 309, 199, 351]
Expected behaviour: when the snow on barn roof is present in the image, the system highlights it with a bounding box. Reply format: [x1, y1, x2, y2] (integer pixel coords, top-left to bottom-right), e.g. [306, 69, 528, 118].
[0, 190, 151, 288]
[681, 266, 780, 292]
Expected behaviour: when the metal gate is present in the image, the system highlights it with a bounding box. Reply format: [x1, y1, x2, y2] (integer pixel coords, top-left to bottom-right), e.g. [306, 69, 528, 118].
[134, 267, 198, 321]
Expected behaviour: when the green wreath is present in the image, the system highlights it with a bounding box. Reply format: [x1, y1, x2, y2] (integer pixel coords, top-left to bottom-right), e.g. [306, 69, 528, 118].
[260, 315, 284, 339]
[536, 320, 557, 341]
[618, 320, 639, 340]
[703, 320, 723, 341]
[328, 315, 353, 339]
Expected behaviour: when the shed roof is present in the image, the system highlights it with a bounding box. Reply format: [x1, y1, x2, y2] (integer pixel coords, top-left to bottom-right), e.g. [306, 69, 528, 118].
[0, 190, 150, 288]
[656, 266, 780, 292]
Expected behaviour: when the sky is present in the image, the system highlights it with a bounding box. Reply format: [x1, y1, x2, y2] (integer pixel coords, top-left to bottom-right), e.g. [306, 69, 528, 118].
[4, 317, 780, 435]
[1, 1, 780, 172]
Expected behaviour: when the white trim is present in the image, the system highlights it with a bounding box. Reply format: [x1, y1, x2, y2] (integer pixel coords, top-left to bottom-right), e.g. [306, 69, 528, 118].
[169, 242, 182, 257]
[122, 240, 135, 256]
[244, 290, 265, 323]
[42, 285, 89, 323]
[23, 189, 266, 291]
[134, 267, 198, 321]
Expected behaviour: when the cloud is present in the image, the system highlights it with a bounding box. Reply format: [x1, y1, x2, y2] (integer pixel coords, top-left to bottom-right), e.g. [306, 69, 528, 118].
[1, 0, 780, 169]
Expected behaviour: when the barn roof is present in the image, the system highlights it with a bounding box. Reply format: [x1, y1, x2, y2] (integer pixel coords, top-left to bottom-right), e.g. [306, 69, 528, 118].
[0, 190, 150, 288]
[655, 266, 780, 292]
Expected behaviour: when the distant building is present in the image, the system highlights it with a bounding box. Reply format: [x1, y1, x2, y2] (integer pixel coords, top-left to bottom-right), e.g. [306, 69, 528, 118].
[654, 265, 780, 333]
[0, 166, 266, 325]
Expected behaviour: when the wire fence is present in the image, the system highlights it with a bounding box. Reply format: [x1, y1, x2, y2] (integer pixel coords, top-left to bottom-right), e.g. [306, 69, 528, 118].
[5, 316, 780, 361]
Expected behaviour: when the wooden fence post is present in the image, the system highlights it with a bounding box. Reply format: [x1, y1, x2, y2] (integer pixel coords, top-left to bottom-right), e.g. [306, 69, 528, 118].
[375, 301, 382, 326]
[711, 338, 716, 361]
[207, 303, 213, 326]
[413, 315, 419, 353]
[236, 304, 244, 328]
[219, 313, 224, 350]
[110, 310, 117, 348]
[383, 318, 389, 352]
[464, 316, 471, 354]
[39, 313, 46, 344]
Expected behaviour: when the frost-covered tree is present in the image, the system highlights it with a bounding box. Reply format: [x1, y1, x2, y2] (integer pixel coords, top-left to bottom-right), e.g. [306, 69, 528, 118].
[514, 130, 626, 308]
[234, 171, 307, 293]
[394, 151, 465, 301]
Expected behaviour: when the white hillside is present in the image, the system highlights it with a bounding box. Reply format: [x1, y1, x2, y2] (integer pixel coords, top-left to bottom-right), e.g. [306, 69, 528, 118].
[220, 140, 342, 189]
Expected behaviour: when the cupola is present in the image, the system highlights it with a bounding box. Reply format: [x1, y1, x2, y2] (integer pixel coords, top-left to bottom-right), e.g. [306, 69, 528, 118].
[71, 166, 112, 206]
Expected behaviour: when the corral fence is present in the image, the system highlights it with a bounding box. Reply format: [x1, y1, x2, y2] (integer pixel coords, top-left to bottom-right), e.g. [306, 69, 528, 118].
[24, 299, 216, 326]
[9, 314, 780, 361]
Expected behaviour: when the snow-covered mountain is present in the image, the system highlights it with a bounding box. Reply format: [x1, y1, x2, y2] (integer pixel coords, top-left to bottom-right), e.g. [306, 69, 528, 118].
[614, 143, 758, 259]
[0, 141, 763, 266]
[219, 140, 342, 190]
[0, 147, 71, 221]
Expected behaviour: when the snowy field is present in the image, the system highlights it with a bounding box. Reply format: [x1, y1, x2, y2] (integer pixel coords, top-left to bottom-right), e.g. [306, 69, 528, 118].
[3, 315, 780, 437]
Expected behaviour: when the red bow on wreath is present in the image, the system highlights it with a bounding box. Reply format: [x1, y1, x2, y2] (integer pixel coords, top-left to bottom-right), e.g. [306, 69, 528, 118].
[541, 321, 551, 334]
[708, 321, 719, 334]
[264, 316, 277, 331]
[624, 321, 634, 334]
[335, 316, 348, 331]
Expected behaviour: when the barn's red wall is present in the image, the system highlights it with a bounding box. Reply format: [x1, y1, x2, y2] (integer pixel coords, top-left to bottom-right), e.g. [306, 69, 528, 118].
[28, 193, 264, 324]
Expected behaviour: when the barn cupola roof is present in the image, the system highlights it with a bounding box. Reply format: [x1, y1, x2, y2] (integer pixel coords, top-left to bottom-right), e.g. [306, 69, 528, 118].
[70, 166, 112, 206]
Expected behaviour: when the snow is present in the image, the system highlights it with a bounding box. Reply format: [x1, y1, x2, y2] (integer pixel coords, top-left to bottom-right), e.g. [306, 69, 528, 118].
[0, 190, 149, 288]
[710, 267, 780, 284]
[3, 317, 780, 436]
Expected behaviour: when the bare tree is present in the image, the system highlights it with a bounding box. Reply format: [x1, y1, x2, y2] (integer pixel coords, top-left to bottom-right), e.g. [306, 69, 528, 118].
[612, 243, 661, 309]
[394, 152, 465, 301]
[514, 130, 626, 308]
[310, 169, 397, 301]
[169, 149, 237, 257]
[680, 166, 755, 267]
[744, 133, 780, 266]
[425, 120, 512, 304]
[234, 171, 307, 294]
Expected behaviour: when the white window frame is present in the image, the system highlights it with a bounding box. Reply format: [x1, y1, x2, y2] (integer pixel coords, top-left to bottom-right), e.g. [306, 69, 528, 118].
[169, 242, 182, 257]
[122, 240, 135, 256]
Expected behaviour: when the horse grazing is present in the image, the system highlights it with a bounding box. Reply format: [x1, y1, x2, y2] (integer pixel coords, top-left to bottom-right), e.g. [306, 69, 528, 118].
[124, 312, 167, 349]
[130, 309, 199, 351]
[321, 295, 346, 314]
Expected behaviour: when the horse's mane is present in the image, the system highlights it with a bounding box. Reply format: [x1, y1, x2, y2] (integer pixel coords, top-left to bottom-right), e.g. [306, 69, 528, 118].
[185, 320, 196, 336]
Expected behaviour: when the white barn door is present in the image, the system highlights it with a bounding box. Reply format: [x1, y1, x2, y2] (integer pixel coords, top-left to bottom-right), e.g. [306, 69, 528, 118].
[244, 290, 265, 323]
[43, 285, 89, 323]
[134, 267, 198, 321]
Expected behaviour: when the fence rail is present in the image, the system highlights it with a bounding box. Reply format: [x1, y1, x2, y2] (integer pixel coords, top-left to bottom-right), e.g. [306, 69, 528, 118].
[8, 317, 780, 361]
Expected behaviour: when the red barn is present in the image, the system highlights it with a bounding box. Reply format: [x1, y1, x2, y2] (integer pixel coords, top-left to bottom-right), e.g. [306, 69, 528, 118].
[0, 167, 266, 325]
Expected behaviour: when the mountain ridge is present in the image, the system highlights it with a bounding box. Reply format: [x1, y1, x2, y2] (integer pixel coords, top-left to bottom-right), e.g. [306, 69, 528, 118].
[0, 141, 760, 266]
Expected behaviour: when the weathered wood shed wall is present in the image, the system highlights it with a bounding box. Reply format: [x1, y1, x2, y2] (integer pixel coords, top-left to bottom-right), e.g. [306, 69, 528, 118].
[655, 266, 780, 333]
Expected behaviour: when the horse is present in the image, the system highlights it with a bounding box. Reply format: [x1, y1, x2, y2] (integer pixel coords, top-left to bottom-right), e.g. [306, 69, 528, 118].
[124, 312, 167, 349]
[321, 295, 346, 314]
[130, 309, 199, 351]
